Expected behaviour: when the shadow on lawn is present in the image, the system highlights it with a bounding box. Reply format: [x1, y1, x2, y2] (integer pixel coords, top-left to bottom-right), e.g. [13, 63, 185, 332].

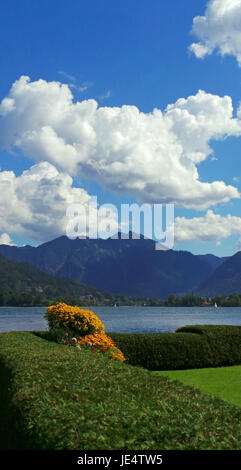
[0, 358, 40, 450]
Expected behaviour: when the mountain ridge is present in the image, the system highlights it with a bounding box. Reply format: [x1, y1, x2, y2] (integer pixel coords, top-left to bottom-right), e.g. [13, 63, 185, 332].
[0, 251, 115, 305]
[197, 251, 241, 296]
[0, 233, 230, 298]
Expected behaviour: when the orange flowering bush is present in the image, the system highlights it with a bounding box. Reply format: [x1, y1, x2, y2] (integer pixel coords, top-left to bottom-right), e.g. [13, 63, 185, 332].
[78, 331, 115, 348]
[78, 331, 126, 362]
[45, 303, 126, 362]
[108, 347, 126, 362]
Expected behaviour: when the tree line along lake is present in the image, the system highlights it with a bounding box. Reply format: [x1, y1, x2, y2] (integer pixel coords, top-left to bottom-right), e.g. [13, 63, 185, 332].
[0, 305, 240, 334]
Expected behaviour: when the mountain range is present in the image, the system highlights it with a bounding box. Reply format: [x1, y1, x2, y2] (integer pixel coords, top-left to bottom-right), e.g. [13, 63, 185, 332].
[1, 232, 238, 298]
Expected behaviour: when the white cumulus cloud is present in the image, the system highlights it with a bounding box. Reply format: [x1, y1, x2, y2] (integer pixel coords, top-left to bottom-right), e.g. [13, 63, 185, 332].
[0, 162, 92, 242]
[0, 161, 119, 243]
[0, 233, 15, 245]
[0, 76, 240, 210]
[189, 0, 241, 66]
[175, 210, 241, 246]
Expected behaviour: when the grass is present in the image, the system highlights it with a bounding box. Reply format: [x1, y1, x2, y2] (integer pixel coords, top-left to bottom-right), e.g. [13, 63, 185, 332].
[153, 366, 241, 408]
[0, 331, 241, 450]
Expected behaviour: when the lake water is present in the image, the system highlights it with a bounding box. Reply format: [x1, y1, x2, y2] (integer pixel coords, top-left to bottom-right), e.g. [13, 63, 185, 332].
[0, 306, 240, 334]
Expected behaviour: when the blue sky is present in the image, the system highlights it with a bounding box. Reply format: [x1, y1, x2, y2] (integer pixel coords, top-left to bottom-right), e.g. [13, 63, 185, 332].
[1, 0, 241, 256]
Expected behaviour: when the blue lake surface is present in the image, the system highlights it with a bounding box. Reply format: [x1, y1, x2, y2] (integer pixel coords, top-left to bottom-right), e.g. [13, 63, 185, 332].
[0, 306, 240, 333]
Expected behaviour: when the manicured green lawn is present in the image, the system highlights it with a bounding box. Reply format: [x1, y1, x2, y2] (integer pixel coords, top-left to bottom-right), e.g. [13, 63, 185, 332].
[153, 366, 241, 407]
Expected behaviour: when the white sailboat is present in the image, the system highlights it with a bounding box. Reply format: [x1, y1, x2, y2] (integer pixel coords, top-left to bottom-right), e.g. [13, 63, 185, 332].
[214, 302, 218, 308]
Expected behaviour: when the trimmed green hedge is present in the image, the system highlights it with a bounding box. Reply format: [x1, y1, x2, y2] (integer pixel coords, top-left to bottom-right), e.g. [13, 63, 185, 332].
[176, 325, 241, 367]
[0, 331, 241, 450]
[109, 325, 241, 370]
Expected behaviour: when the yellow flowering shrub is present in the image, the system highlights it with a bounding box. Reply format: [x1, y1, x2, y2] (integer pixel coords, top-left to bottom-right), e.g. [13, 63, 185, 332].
[45, 303, 126, 362]
[45, 303, 104, 336]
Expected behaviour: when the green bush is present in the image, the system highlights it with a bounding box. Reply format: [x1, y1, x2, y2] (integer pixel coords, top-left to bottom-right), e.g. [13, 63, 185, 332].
[176, 325, 241, 367]
[0, 331, 241, 450]
[109, 325, 241, 370]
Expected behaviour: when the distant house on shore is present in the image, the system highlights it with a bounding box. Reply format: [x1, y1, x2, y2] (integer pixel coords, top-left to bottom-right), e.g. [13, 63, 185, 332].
[201, 297, 212, 306]
[79, 294, 93, 301]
